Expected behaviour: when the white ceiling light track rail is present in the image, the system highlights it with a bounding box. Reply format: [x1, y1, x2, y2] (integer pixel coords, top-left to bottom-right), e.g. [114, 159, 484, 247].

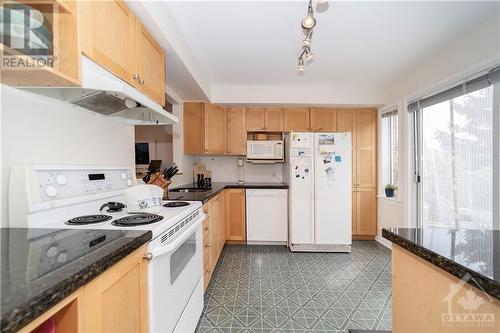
[298, 0, 328, 72]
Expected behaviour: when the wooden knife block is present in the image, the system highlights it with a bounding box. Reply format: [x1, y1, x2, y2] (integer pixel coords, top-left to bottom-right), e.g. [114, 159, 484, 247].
[146, 172, 171, 200]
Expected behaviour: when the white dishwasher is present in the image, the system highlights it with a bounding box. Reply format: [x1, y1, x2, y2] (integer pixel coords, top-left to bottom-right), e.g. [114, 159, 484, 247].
[246, 189, 288, 245]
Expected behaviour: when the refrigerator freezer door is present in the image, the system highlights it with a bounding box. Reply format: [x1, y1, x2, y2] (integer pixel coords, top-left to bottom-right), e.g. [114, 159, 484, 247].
[288, 132, 315, 246]
[314, 133, 352, 247]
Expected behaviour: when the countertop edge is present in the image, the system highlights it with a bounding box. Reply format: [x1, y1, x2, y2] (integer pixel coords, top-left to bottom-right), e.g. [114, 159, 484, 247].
[0, 231, 152, 333]
[382, 228, 500, 301]
[169, 183, 289, 204]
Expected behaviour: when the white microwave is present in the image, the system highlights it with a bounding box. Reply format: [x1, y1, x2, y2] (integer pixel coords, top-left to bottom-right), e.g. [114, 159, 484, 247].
[246, 140, 284, 162]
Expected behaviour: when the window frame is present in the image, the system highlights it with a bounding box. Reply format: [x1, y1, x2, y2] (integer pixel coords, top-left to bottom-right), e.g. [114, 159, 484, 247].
[379, 106, 399, 198]
[411, 70, 500, 230]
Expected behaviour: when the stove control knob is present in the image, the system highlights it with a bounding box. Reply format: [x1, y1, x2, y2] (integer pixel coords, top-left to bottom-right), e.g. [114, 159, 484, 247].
[121, 172, 127, 180]
[46, 186, 58, 197]
[56, 174, 67, 185]
[126, 179, 133, 186]
[46, 245, 58, 258]
[56, 251, 68, 263]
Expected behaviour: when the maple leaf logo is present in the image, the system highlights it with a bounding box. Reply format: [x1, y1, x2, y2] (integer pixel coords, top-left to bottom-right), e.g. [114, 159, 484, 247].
[457, 289, 485, 311]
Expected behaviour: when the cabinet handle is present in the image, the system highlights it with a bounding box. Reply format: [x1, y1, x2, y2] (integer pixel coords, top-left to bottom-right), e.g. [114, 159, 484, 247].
[204, 226, 210, 231]
[205, 244, 210, 248]
[133, 74, 139, 81]
[206, 269, 211, 274]
[139, 79, 145, 85]
[203, 209, 209, 214]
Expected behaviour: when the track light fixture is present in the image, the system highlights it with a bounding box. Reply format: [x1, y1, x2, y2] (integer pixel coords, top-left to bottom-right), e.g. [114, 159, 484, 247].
[297, 0, 327, 72]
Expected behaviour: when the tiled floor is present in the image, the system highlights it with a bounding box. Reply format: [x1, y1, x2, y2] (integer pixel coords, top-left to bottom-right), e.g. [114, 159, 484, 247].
[196, 241, 392, 333]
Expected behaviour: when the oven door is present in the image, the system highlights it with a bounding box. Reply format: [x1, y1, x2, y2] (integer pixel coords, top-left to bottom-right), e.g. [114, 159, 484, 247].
[148, 217, 203, 332]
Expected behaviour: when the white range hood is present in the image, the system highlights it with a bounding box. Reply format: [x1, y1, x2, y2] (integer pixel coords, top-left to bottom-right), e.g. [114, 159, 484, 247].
[29, 56, 178, 125]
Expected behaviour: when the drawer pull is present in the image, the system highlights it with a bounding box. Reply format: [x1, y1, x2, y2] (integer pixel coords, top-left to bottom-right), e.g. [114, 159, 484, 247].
[204, 227, 210, 231]
[204, 244, 210, 248]
[206, 269, 210, 274]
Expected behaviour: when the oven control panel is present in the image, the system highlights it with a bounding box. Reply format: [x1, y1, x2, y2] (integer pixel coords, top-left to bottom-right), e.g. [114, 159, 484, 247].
[33, 167, 135, 202]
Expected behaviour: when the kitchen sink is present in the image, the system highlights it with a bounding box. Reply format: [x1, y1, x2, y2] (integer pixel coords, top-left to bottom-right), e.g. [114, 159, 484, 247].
[170, 187, 210, 193]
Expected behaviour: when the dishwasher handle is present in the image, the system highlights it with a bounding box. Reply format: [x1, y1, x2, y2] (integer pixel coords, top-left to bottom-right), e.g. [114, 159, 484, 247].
[246, 189, 287, 197]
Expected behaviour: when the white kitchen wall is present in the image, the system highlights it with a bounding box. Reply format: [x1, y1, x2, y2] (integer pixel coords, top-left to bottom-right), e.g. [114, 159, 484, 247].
[0, 85, 135, 227]
[376, 13, 500, 245]
[194, 156, 283, 183]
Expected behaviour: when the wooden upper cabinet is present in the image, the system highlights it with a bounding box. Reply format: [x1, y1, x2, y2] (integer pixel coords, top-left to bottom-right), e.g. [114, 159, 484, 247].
[246, 108, 283, 131]
[79, 0, 166, 105]
[246, 108, 266, 131]
[284, 108, 310, 131]
[205, 104, 226, 154]
[183, 102, 205, 155]
[265, 108, 284, 131]
[80, 0, 135, 85]
[134, 21, 166, 106]
[337, 108, 357, 185]
[310, 108, 337, 132]
[356, 109, 377, 188]
[225, 189, 246, 244]
[226, 108, 247, 155]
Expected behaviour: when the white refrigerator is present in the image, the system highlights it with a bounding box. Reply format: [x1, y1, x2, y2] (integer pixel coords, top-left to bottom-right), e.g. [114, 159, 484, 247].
[285, 132, 352, 252]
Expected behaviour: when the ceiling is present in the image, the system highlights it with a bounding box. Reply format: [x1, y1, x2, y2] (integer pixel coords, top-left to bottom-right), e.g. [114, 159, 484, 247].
[166, 1, 499, 88]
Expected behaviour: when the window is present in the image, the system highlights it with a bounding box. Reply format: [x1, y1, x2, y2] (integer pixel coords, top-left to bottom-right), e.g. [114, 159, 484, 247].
[381, 110, 399, 195]
[411, 66, 500, 230]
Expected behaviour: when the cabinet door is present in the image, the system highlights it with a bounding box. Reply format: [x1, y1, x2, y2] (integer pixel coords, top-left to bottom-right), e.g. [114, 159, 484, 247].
[82, 245, 148, 333]
[356, 108, 377, 188]
[337, 109, 357, 184]
[225, 189, 246, 243]
[246, 108, 266, 131]
[356, 187, 377, 236]
[265, 108, 284, 131]
[79, 0, 135, 85]
[202, 204, 212, 290]
[352, 188, 357, 235]
[217, 193, 226, 255]
[310, 108, 337, 132]
[205, 104, 226, 154]
[183, 102, 205, 155]
[284, 108, 310, 131]
[226, 108, 247, 155]
[208, 198, 219, 270]
[135, 20, 166, 105]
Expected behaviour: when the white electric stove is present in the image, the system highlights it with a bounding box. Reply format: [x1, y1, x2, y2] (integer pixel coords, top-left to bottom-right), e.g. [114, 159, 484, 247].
[9, 164, 205, 333]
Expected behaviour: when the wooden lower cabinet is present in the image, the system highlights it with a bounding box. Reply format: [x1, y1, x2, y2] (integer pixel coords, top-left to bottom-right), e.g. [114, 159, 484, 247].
[202, 189, 246, 290]
[82, 245, 149, 333]
[353, 187, 377, 238]
[203, 192, 226, 290]
[20, 245, 149, 333]
[225, 189, 246, 244]
[392, 245, 500, 333]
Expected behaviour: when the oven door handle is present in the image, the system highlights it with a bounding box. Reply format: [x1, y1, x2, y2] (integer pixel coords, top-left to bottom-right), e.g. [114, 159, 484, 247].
[145, 218, 202, 261]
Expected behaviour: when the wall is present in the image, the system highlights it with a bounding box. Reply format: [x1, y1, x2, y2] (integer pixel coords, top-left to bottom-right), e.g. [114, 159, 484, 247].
[0, 85, 135, 227]
[194, 156, 284, 183]
[376, 14, 500, 246]
[134, 125, 173, 170]
[170, 103, 195, 187]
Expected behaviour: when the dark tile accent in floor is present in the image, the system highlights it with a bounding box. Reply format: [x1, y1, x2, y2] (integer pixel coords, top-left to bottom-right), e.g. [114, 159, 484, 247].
[196, 241, 392, 333]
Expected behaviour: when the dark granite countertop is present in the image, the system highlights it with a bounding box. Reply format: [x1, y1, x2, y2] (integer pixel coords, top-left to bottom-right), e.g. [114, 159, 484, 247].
[383, 228, 499, 300]
[168, 182, 288, 204]
[1, 228, 152, 333]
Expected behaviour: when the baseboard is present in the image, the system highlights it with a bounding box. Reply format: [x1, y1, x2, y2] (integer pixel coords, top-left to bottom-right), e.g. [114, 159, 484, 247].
[352, 235, 376, 240]
[375, 235, 392, 249]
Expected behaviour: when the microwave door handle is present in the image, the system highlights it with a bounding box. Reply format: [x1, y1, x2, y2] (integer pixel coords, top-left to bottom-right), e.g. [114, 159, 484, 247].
[147, 218, 202, 260]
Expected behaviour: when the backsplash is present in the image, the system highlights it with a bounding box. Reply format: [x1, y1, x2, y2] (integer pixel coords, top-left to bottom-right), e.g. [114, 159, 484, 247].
[194, 156, 284, 183]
